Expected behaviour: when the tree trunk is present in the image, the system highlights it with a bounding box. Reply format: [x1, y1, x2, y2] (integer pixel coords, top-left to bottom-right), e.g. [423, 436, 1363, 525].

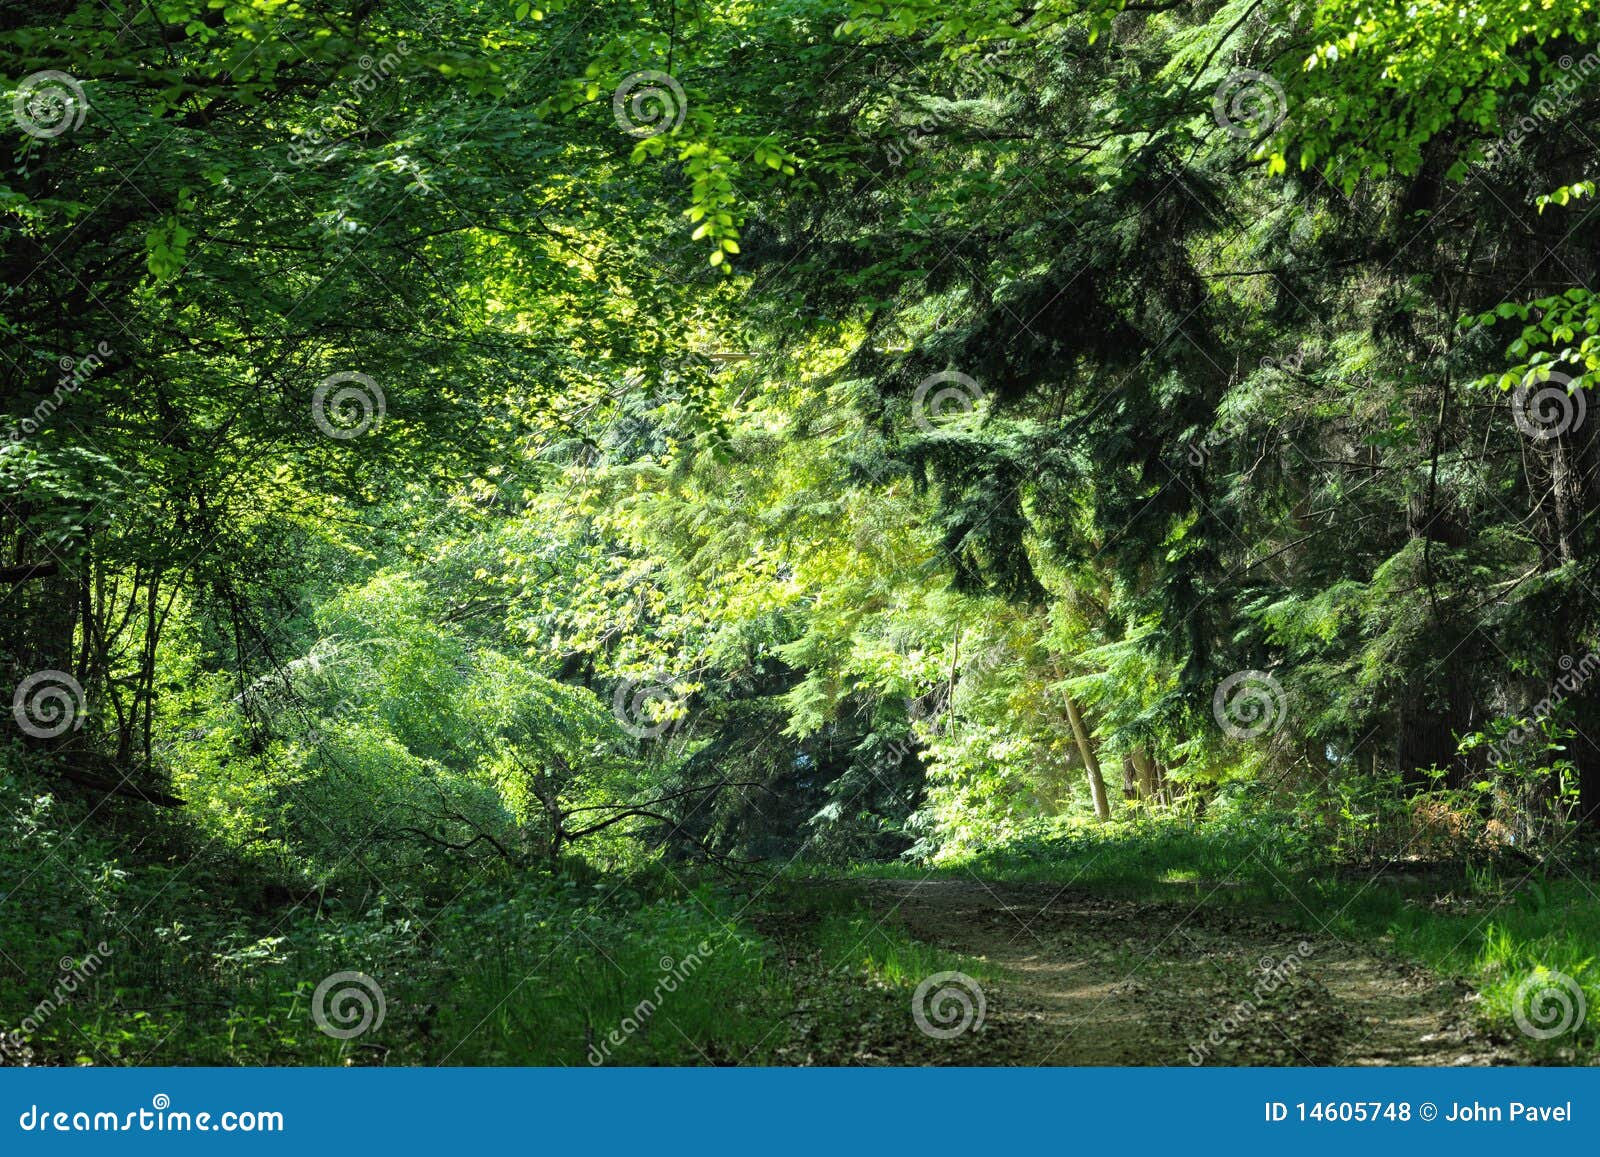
[1131, 748, 1157, 802]
[1563, 673, 1600, 827]
[1546, 416, 1600, 825]
[1063, 692, 1112, 822]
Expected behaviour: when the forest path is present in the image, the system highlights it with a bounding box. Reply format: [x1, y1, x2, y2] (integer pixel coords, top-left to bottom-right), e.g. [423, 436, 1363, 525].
[838, 877, 1524, 1066]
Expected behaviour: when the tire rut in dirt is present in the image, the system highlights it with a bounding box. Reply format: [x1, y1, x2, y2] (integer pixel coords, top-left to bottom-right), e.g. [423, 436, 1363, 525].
[844, 878, 1523, 1066]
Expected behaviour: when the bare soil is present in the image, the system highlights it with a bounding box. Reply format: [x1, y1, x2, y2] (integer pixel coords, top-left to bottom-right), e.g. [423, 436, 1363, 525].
[779, 877, 1527, 1066]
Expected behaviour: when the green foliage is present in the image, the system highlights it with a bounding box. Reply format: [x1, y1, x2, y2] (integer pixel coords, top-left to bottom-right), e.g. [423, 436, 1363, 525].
[1287, 0, 1597, 187]
[813, 906, 989, 991]
[7, 0, 1600, 1070]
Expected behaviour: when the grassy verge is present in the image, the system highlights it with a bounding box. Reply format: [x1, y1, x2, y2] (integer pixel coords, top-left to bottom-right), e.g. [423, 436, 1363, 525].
[781, 883, 990, 991]
[0, 773, 796, 1066]
[8, 870, 791, 1066]
[743, 883, 999, 1063]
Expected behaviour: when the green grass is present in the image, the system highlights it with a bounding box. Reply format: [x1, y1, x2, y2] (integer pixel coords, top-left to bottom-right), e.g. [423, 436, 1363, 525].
[812, 908, 989, 990]
[422, 886, 788, 1066]
[789, 813, 1318, 894]
[22, 876, 793, 1066]
[0, 772, 791, 1066]
[1348, 879, 1600, 1058]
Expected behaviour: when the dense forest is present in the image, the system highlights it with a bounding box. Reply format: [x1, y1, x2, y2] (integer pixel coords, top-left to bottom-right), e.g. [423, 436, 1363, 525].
[3, 0, 1600, 1067]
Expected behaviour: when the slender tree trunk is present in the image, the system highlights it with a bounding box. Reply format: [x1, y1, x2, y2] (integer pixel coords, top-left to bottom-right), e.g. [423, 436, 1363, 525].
[1131, 748, 1157, 803]
[1063, 692, 1112, 822]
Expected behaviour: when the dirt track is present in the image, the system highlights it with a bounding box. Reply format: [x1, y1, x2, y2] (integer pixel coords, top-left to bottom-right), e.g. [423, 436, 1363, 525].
[837, 878, 1524, 1066]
